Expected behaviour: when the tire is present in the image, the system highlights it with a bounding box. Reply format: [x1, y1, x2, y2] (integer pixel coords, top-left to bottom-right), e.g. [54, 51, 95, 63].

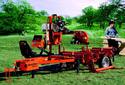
[98, 55, 112, 68]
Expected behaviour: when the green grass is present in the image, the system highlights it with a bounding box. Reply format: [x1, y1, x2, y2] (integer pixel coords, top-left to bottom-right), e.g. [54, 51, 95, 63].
[0, 28, 125, 85]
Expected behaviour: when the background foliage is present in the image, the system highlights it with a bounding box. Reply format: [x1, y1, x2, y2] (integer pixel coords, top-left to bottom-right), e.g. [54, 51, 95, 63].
[0, 0, 125, 35]
[0, 0, 48, 35]
[76, 0, 125, 29]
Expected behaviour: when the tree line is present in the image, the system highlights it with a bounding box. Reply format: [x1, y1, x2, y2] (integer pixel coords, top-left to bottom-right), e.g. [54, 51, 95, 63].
[0, 0, 125, 35]
[0, 0, 48, 35]
[76, 0, 125, 29]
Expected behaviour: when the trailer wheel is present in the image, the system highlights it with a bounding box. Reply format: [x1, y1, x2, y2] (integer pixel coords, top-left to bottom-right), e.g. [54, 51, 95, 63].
[98, 56, 112, 68]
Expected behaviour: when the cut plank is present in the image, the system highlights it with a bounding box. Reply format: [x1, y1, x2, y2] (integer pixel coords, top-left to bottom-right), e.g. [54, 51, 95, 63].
[119, 48, 125, 55]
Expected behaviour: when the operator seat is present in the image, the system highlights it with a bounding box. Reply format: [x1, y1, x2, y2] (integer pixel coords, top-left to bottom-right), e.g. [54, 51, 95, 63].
[19, 40, 40, 58]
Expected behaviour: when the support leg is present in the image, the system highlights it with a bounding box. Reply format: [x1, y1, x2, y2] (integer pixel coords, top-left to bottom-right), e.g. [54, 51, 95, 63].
[31, 70, 36, 78]
[75, 59, 80, 73]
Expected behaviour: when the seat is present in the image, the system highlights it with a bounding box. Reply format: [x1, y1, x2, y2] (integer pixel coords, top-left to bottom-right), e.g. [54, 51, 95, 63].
[19, 40, 39, 58]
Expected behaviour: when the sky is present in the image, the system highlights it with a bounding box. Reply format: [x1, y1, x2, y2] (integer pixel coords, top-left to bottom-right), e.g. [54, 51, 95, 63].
[28, 0, 108, 17]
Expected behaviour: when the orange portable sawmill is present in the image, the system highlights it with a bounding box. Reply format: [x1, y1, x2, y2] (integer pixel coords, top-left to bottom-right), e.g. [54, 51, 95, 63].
[3, 14, 115, 79]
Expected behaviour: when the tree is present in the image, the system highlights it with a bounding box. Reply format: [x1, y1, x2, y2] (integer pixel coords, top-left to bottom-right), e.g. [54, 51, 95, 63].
[109, 0, 125, 28]
[0, 0, 44, 35]
[37, 10, 48, 16]
[76, 0, 125, 29]
[65, 16, 72, 25]
[78, 6, 97, 27]
[95, 2, 120, 29]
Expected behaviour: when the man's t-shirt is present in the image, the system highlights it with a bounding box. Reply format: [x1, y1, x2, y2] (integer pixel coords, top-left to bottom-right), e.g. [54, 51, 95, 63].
[105, 26, 118, 38]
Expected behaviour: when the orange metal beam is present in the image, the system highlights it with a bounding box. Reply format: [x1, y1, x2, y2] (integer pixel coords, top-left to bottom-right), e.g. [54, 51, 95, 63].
[96, 66, 115, 72]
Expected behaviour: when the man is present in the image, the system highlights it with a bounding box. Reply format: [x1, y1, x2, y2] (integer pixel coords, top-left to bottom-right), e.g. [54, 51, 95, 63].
[105, 20, 119, 54]
[105, 20, 118, 38]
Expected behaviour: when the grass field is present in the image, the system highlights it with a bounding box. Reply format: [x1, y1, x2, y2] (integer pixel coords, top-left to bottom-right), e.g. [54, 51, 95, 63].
[0, 28, 125, 85]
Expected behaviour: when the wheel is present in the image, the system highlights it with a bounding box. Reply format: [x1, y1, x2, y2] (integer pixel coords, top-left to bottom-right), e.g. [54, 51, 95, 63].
[98, 55, 112, 68]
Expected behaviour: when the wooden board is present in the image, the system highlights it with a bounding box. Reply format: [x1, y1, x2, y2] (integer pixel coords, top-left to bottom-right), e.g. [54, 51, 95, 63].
[119, 48, 125, 55]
